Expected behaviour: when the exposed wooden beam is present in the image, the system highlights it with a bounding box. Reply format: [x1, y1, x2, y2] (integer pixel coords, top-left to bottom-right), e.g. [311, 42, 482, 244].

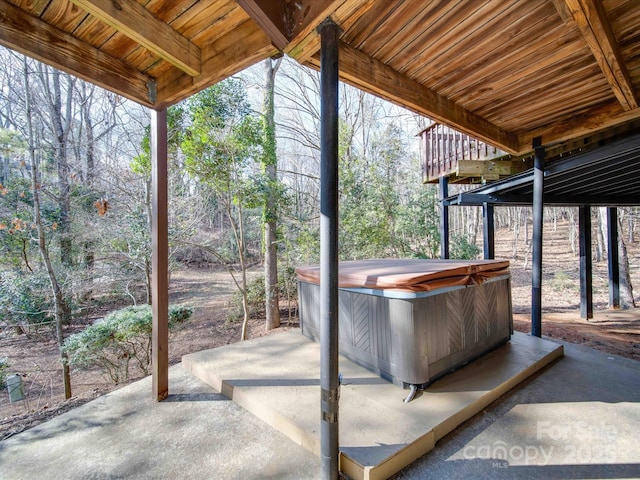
[238, 0, 358, 55]
[235, 0, 288, 50]
[315, 41, 519, 154]
[557, 0, 637, 110]
[0, 0, 152, 106]
[155, 20, 277, 107]
[286, 0, 375, 63]
[69, 0, 201, 77]
[517, 99, 640, 152]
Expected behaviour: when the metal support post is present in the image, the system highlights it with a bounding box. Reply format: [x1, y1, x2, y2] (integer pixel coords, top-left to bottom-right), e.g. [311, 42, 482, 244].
[483, 202, 495, 260]
[607, 207, 620, 309]
[531, 137, 544, 337]
[579, 205, 593, 319]
[319, 19, 341, 480]
[439, 176, 449, 259]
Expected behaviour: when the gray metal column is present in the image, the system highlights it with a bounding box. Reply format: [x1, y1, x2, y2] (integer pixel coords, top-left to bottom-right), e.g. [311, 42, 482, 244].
[579, 205, 593, 319]
[607, 207, 620, 309]
[319, 19, 340, 480]
[439, 176, 449, 259]
[531, 137, 544, 337]
[483, 202, 495, 259]
[151, 107, 169, 401]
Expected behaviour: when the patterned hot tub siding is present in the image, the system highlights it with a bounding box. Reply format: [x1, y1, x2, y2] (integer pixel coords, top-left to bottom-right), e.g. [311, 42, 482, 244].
[298, 275, 513, 387]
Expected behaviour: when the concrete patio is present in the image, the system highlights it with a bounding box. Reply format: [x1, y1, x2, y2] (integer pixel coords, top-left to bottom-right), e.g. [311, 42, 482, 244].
[1, 332, 639, 479]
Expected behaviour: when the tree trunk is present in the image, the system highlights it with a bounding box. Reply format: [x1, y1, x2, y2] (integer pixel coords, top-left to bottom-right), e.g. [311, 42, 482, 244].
[80, 82, 96, 271]
[568, 208, 577, 256]
[42, 67, 74, 267]
[512, 209, 520, 259]
[596, 207, 606, 262]
[24, 59, 72, 399]
[263, 57, 282, 331]
[618, 217, 636, 307]
[624, 206, 634, 243]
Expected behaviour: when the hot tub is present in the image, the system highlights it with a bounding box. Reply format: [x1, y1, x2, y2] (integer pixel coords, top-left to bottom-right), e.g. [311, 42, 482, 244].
[296, 259, 512, 388]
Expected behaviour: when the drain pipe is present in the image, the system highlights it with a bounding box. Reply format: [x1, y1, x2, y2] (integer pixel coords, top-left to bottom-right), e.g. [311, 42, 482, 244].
[404, 384, 418, 404]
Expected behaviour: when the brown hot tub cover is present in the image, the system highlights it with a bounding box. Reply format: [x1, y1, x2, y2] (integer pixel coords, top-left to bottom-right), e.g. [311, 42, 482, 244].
[295, 258, 510, 292]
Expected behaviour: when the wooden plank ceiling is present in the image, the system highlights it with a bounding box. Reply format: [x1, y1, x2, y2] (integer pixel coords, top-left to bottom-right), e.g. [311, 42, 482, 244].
[1, 0, 639, 155]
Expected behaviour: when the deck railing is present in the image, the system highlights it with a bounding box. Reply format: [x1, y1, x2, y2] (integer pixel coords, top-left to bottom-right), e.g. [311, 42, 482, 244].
[420, 123, 504, 182]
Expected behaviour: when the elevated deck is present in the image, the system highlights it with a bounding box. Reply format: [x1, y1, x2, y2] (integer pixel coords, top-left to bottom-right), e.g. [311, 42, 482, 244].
[420, 123, 531, 184]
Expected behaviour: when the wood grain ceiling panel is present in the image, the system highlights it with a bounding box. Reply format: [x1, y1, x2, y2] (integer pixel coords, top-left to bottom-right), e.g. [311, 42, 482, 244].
[72, 15, 117, 49]
[358, 1, 462, 59]
[8, 0, 50, 16]
[188, 4, 247, 45]
[135, 1, 244, 78]
[489, 68, 612, 131]
[3, 0, 640, 151]
[145, 0, 198, 22]
[382, 0, 499, 69]
[417, 11, 560, 94]
[429, 6, 572, 98]
[403, 0, 545, 82]
[342, 1, 401, 50]
[41, 0, 87, 32]
[467, 53, 600, 118]
[170, 0, 237, 40]
[458, 40, 597, 113]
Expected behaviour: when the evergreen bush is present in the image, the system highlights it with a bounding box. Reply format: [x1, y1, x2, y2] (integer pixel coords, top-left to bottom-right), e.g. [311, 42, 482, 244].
[0, 357, 9, 386]
[63, 304, 193, 384]
[450, 234, 481, 260]
[0, 271, 54, 329]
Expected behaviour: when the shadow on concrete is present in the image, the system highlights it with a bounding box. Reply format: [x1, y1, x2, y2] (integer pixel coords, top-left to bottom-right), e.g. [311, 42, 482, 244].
[436, 458, 640, 479]
[164, 392, 229, 402]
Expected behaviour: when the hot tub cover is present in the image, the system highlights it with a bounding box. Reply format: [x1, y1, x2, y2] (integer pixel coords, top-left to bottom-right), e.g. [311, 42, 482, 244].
[295, 259, 510, 292]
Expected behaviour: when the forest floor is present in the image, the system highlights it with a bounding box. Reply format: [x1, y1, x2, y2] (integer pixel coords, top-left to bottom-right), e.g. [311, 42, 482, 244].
[1, 221, 639, 441]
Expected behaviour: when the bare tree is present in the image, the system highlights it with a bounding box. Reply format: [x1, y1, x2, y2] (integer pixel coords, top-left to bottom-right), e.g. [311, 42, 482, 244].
[23, 57, 72, 399]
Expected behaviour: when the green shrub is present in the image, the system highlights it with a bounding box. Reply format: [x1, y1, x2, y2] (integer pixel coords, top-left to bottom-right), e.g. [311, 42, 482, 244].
[168, 304, 194, 325]
[228, 276, 265, 322]
[0, 357, 9, 386]
[0, 271, 53, 328]
[279, 265, 298, 304]
[450, 234, 481, 260]
[63, 304, 193, 384]
[228, 270, 302, 323]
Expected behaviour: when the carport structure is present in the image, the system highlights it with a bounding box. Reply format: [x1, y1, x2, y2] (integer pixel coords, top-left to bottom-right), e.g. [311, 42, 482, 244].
[2, 1, 640, 478]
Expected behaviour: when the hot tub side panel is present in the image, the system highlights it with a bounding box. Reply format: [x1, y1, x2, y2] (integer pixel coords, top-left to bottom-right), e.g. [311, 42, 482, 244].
[297, 276, 512, 386]
[424, 277, 513, 383]
[298, 281, 395, 381]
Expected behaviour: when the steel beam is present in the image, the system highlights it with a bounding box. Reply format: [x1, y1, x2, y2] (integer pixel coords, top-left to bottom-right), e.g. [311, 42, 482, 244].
[151, 108, 169, 401]
[319, 19, 340, 480]
[607, 207, 620, 309]
[439, 176, 450, 259]
[531, 137, 544, 337]
[579, 205, 593, 319]
[447, 192, 639, 207]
